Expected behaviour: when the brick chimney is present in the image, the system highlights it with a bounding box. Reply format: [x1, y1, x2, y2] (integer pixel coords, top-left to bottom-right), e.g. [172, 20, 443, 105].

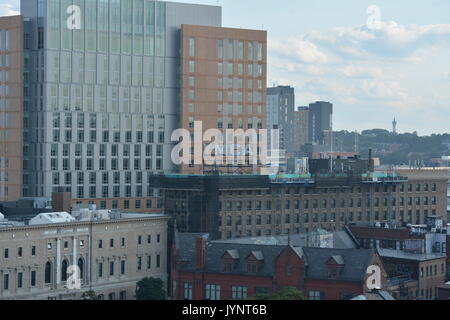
[195, 237, 206, 270]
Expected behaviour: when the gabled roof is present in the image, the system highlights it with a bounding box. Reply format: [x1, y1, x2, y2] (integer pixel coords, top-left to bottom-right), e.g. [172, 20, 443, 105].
[303, 247, 375, 282]
[328, 255, 345, 266]
[249, 251, 264, 261]
[176, 233, 290, 277]
[224, 249, 239, 259]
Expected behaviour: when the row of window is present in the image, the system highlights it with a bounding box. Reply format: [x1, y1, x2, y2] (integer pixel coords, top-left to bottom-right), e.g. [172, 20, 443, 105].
[220, 197, 438, 212]
[420, 263, 446, 278]
[218, 183, 438, 197]
[189, 38, 263, 60]
[183, 283, 252, 300]
[75, 198, 163, 210]
[221, 209, 438, 227]
[43, 0, 167, 55]
[188, 38, 263, 61]
[50, 155, 163, 172]
[51, 129, 167, 145]
[50, 142, 162, 158]
[2, 271, 37, 291]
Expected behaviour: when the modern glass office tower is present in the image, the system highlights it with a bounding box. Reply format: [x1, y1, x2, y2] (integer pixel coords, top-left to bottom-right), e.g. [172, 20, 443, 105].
[20, 0, 221, 209]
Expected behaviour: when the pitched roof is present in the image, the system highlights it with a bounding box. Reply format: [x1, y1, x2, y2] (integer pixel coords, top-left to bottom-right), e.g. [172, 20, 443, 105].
[176, 233, 210, 262]
[176, 233, 290, 277]
[225, 249, 239, 259]
[302, 247, 375, 282]
[250, 251, 264, 261]
[329, 255, 345, 265]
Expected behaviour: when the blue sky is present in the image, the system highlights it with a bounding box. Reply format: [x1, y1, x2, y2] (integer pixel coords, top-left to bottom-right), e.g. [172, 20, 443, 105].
[1, 0, 449, 135]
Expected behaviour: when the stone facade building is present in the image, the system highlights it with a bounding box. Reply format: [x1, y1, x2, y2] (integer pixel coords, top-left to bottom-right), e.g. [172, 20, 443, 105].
[0, 211, 168, 300]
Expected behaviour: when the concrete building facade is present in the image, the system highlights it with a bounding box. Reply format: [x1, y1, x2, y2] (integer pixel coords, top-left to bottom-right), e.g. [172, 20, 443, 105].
[0, 211, 169, 300]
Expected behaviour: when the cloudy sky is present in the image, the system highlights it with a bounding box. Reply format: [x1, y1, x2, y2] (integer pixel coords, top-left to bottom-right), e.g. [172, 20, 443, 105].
[1, 0, 449, 135]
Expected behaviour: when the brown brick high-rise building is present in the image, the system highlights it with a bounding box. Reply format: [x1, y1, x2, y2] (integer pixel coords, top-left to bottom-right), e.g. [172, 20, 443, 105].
[180, 25, 267, 174]
[0, 16, 23, 201]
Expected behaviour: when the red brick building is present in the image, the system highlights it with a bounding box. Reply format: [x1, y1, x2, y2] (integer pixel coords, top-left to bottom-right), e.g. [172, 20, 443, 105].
[170, 233, 387, 300]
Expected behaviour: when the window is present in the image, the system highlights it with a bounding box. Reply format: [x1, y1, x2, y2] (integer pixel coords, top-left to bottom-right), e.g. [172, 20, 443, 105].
[189, 61, 195, 73]
[31, 246, 36, 256]
[98, 263, 103, 278]
[147, 256, 152, 269]
[231, 286, 248, 299]
[3, 274, 9, 290]
[61, 260, 68, 282]
[137, 257, 142, 271]
[30, 270, 36, 287]
[184, 282, 193, 300]
[17, 272, 23, 289]
[309, 291, 323, 300]
[110, 261, 115, 276]
[110, 239, 114, 248]
[205, 284, 221, 300]
[45, 262, 52, 284]
[121, 260, 126, 275]
[189, 38, 195, 57]
[18, 247, 23, 257]
[4, 248, 9, 259]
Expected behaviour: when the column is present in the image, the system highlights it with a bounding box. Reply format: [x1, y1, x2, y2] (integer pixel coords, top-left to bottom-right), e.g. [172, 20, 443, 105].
[56, 238, 61, 286]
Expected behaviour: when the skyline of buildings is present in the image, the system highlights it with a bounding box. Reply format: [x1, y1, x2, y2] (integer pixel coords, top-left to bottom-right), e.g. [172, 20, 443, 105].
[0, 0, 448, 301]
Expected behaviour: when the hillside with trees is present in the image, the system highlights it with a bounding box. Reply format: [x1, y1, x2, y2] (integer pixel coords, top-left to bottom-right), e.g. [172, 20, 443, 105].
[337, 130, 450, 166]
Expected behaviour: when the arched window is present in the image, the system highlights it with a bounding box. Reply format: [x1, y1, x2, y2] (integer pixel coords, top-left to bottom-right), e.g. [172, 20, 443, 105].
[61, 260, 68, 282]
[78, 258, 84, 280]
[45, 261, 52, 284]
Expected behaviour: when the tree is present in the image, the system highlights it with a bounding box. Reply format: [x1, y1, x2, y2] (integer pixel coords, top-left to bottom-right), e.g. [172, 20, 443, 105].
[247, 287, 307, 301]
[135, 277, 166, 300]
[81, 290, 99, 300]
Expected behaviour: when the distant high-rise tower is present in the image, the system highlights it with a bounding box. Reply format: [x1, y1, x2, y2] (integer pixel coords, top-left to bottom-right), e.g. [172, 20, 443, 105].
[267, 86, 295, 153]
[392, 117, 397, 135]
[309, 101, 333, 144]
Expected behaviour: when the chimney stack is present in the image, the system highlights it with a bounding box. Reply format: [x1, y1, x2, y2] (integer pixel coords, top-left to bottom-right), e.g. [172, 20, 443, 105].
[196, 237, 207, 270]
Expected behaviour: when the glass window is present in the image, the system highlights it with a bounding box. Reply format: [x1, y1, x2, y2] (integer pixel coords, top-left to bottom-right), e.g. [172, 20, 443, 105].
[189, 38, 195, 57]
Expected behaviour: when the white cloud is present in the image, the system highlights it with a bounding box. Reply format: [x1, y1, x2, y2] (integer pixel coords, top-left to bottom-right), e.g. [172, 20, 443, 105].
[305, 21, 450, 61]
[0, 3, 19, 16]
[270, 37, 328, 64]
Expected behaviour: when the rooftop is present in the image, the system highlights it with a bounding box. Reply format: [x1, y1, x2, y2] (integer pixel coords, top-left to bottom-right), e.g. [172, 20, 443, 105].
[377, 248, 445, 261]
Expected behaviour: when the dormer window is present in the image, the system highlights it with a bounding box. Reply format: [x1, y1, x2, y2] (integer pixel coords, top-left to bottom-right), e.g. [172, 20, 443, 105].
[221, 249, 239, 273]
[246, 251, 264, 274]
[326, 255, 345, 279]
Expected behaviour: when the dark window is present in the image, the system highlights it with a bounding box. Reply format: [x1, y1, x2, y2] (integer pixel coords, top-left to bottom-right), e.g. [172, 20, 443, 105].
[61, 260, 68, 282]
[45, 262, 52, 284]
[30, 270, 36, 287]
